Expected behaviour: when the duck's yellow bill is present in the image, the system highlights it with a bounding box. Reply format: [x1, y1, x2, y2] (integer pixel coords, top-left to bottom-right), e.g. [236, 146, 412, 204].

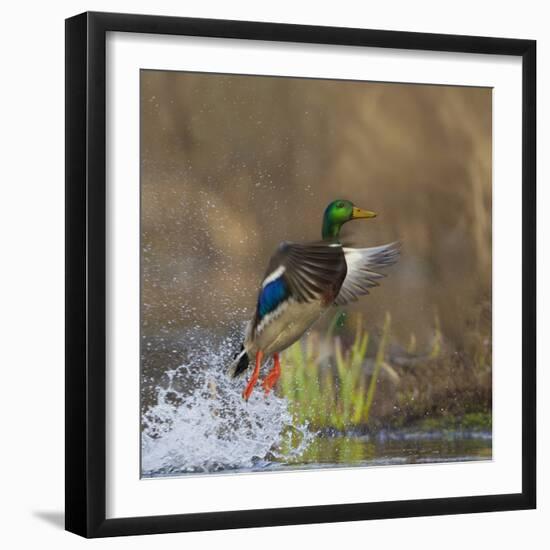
[352, 207, 377, 219]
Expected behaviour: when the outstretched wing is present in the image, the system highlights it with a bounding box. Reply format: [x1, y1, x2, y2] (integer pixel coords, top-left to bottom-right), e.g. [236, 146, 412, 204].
[255, 241, 347, 321]
[334, 242, 400, 306]
[273, 241, 347, 303]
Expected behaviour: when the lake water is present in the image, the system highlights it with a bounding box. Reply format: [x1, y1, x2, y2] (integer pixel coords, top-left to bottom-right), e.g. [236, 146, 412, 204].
[141, 333, 491, 478]
[142, 430, 491, 478]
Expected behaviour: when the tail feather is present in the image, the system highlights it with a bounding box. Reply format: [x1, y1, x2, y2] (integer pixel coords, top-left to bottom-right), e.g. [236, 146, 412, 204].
[229, 344, 250, 378]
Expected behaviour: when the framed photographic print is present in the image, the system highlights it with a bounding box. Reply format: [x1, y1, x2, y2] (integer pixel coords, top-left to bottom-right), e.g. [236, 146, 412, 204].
[65, 11, 536, 538]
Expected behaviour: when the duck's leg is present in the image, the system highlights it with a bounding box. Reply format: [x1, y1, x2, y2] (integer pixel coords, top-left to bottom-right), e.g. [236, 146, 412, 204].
[243, 350, 263, 401]
[262, 353, 281, 395]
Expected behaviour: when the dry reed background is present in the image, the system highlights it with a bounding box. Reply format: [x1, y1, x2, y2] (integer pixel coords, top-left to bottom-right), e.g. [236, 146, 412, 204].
[141, 70, 492, 428]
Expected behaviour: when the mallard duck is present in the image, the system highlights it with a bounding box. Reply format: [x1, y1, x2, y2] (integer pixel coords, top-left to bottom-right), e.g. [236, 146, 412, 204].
[230, 199, 399, 400]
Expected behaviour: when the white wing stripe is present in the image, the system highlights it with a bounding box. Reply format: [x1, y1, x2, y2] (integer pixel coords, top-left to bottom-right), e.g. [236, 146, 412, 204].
[262, 265, 286, 287]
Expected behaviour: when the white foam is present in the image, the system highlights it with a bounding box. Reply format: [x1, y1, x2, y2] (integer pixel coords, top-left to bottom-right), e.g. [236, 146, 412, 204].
[141, 337, 312, 476]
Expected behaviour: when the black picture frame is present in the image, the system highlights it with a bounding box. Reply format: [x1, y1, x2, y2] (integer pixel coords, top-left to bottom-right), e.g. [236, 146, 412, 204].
[65, 11, 536, 538]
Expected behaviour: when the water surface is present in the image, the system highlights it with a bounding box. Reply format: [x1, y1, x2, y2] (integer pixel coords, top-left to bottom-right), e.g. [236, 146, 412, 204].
[141, 334, 491, 478]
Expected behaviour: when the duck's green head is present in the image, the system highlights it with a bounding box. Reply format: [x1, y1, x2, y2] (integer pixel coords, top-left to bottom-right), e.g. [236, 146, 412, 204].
[322, 199, 377, 240]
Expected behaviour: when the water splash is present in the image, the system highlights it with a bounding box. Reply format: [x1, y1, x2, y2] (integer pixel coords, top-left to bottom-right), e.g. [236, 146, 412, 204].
[141, 335, 312, 477]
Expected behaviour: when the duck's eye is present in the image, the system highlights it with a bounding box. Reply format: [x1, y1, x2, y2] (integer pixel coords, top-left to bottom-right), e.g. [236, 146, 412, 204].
[337, 201, 345, 208]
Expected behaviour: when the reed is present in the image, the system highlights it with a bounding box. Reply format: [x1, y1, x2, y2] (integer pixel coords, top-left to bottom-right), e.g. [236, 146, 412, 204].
[279, 312, 393, 430]
[277, 309, 491, 432]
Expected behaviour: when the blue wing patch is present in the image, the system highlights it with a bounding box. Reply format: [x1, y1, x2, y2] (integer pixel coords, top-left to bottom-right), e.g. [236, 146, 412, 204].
[258, 277, 289, 319]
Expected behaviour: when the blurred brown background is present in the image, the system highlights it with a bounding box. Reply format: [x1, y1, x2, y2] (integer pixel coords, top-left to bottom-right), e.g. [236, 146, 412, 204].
[141, 70, 491, 357]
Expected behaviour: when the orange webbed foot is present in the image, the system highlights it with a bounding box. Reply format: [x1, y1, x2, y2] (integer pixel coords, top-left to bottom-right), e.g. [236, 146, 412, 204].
[262, 353, 281, 396]
[243, 351, 263, 401]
